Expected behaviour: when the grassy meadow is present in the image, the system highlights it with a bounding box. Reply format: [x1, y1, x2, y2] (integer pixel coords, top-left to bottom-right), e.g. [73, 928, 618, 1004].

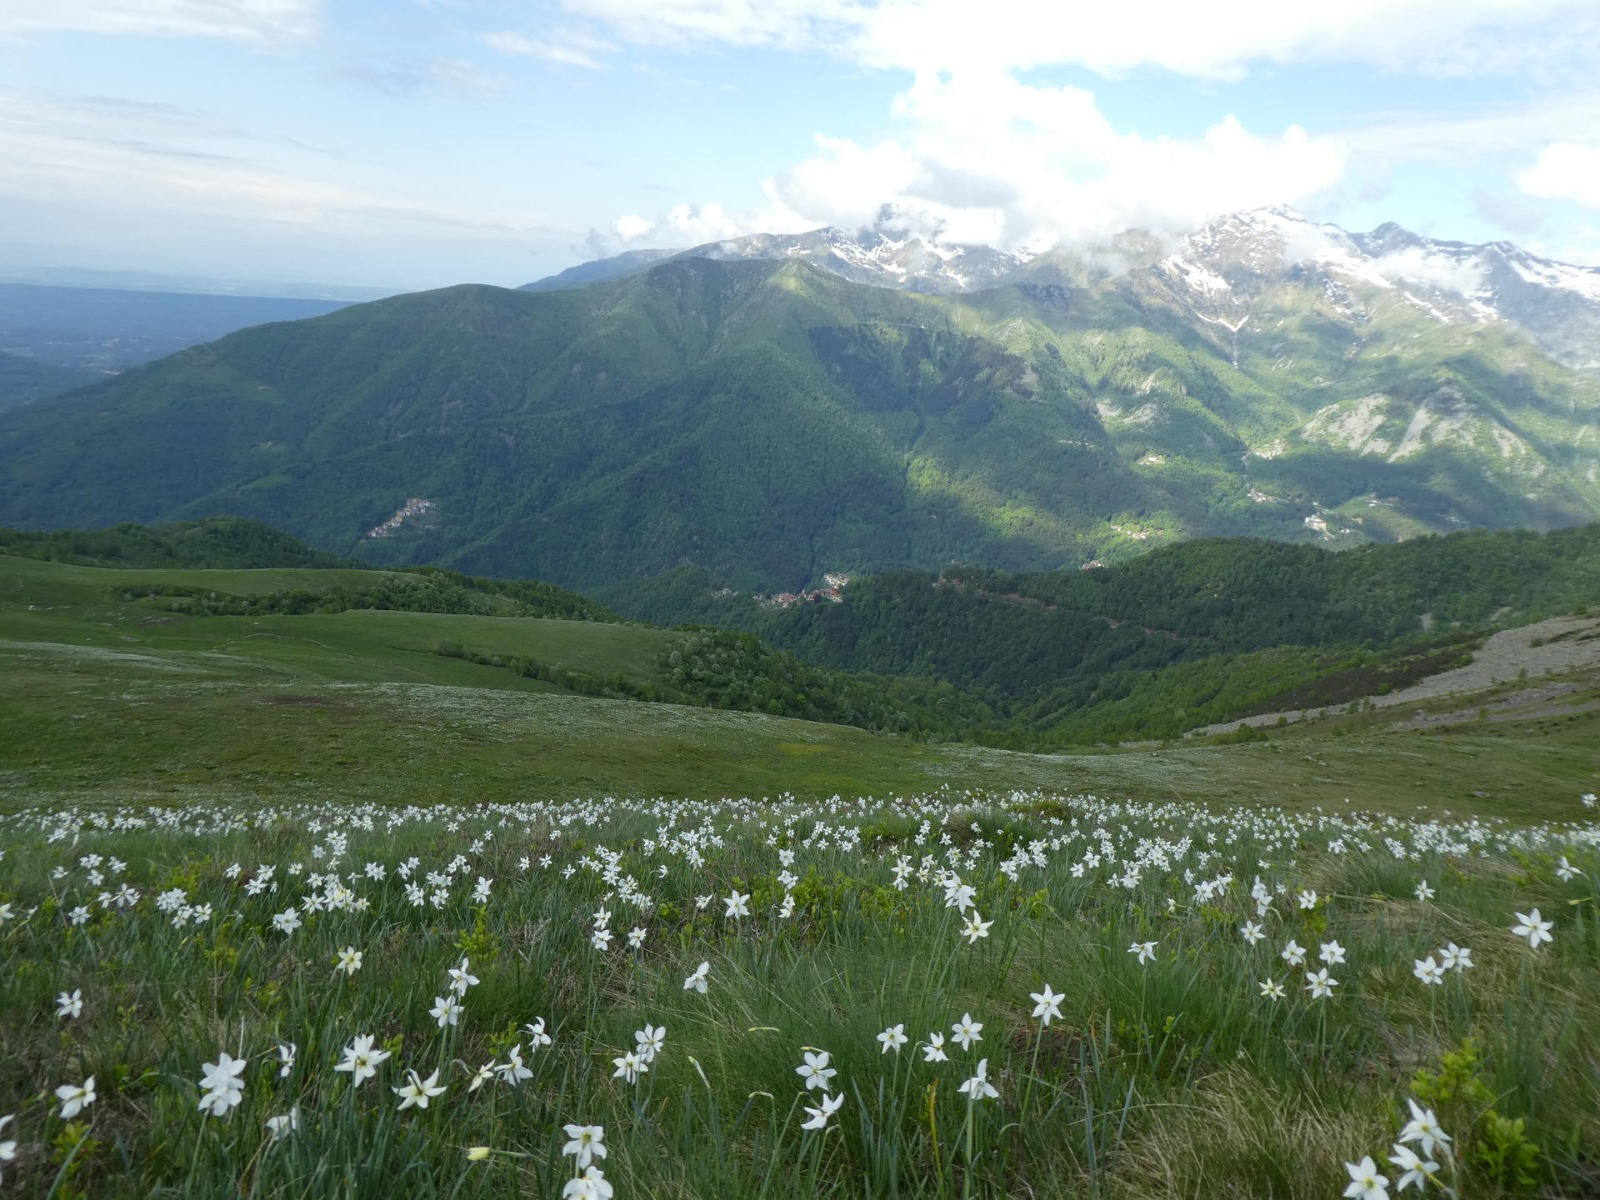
[2, 552, 1599, 1197]
[1, 792, 1597, 1198]
[2, 552, 1596, 817]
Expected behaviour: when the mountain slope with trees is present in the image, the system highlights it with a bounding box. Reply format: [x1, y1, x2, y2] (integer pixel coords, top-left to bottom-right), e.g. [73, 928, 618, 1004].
[2, 240, 1597, 593]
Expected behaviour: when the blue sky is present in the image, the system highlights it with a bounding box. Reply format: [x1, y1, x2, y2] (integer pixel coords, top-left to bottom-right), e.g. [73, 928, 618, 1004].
[2, 0, 1599, 294]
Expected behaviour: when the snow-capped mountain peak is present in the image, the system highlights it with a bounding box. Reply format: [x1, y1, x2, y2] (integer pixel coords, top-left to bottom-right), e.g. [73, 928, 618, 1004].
[524, 210, 1600, 370]
[1158, 208, 1600, 367]
[691, 226, 1033, 294]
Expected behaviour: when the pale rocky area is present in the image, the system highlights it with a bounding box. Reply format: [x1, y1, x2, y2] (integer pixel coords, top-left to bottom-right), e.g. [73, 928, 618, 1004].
[1186, 613, 1600, 738]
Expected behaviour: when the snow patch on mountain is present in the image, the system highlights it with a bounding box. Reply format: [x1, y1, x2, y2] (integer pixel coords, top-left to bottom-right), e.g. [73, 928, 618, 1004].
[1160, 256, 1231, 297]
[1507, 255, 1600, 303]
[529, 208, 1600, 371]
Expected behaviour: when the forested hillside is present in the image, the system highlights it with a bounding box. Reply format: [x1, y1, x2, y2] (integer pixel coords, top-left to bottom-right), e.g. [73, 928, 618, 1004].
[609, 525, 1600, 741]
[3, 251, 1597, 593]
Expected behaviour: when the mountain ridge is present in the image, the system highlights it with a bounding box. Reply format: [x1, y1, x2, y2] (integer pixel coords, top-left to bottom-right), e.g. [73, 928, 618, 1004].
[2, 220, 1597, 592]
[536, 210, 1600, 371]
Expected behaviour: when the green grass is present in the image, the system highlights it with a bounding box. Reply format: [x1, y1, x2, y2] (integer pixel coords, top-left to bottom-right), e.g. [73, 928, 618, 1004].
[0, 552, 401, 604]
[3, 554, 1596, 822]
[2, 548, 1598, 1197]
[0, 792, 1596, 1198]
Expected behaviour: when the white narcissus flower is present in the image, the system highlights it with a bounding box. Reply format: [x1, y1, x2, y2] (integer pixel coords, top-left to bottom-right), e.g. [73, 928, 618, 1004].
[683, 961, 710, 993]
[1029, 984, 1063, 1026]
[1343, 1155, 1389, 1200]
[430, 994, 463, 1028]
[197, 1052, 248, 1118]
[611, 1050, 647, 1084]
[951, 1013, 983, 1050]
[394, 1069, 446, 1110]
[1398, 1099, 1452, 1158]
[800, 1092, 844, 1131]
[495, 1045, 533, 1085]
[334, 1035, 390, 1085]
[1412, 957, 1444, 986]
[922, 1032, 949, 1062]
[561, 1124, 607, 1170]
[635, 1023, 665, 1061]
[447, 958, 480, 995]
[271, 908, 301, 935]
[795, 1050, 836, 1091]
[0, 1112, 17, 1183]
[56, 1076, 96, 1119]
[1387, 1142, 1436, 1193]
[877, 1024, 908, 1054]
[957, 1058, 999, 1101]
[55, 989, 83, 1019]
[334, 947, 362, 977]
[1511, 908, 1553, 949]
[562, 1165, 614, 1199]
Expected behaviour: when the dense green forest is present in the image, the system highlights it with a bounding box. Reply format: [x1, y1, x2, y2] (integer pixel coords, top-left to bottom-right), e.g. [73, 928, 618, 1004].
[128, 568, 618, 624]
[7, 518, 1596, 747]
[0, 517, 353, 569]
[438, 629, 994, 738]
[4, 518, 619, 622]
[0, 349, 98, 411]
[602, 525, 1600, 742]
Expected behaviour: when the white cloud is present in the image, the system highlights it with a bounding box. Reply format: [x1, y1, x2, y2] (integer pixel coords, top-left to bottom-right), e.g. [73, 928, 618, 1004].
[0, 91, 558, 238]
[563, 0, 854, 54]
[1518, 143, 1600, 210]
[0, 0, 320, 42]
[1370, 248, 1489, 294]
[612, 70, 1346, 253]
[564, 0, 1597, 79]
[612, 213, 654, 240]
[660, 202, 751, 242]
[346, 58, 507, 97]
[1339, 97, 1600, 165]
[481, 30, 615, 69]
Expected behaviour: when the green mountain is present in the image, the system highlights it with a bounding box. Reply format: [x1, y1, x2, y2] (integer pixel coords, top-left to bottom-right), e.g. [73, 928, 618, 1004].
[0, 516, 352, 568]
[0, 350, 98, 411]
[2, 245, 1598, 592]
[613, 524, 1600, 743]
[0, 516, 619, 623]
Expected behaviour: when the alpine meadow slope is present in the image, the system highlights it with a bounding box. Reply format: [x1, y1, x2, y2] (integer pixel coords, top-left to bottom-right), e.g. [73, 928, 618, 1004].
[2, 211, 1599, 592]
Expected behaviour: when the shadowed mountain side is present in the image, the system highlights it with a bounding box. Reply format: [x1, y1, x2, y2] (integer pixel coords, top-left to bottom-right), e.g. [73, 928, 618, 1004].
[2, 254, 1597, 592]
